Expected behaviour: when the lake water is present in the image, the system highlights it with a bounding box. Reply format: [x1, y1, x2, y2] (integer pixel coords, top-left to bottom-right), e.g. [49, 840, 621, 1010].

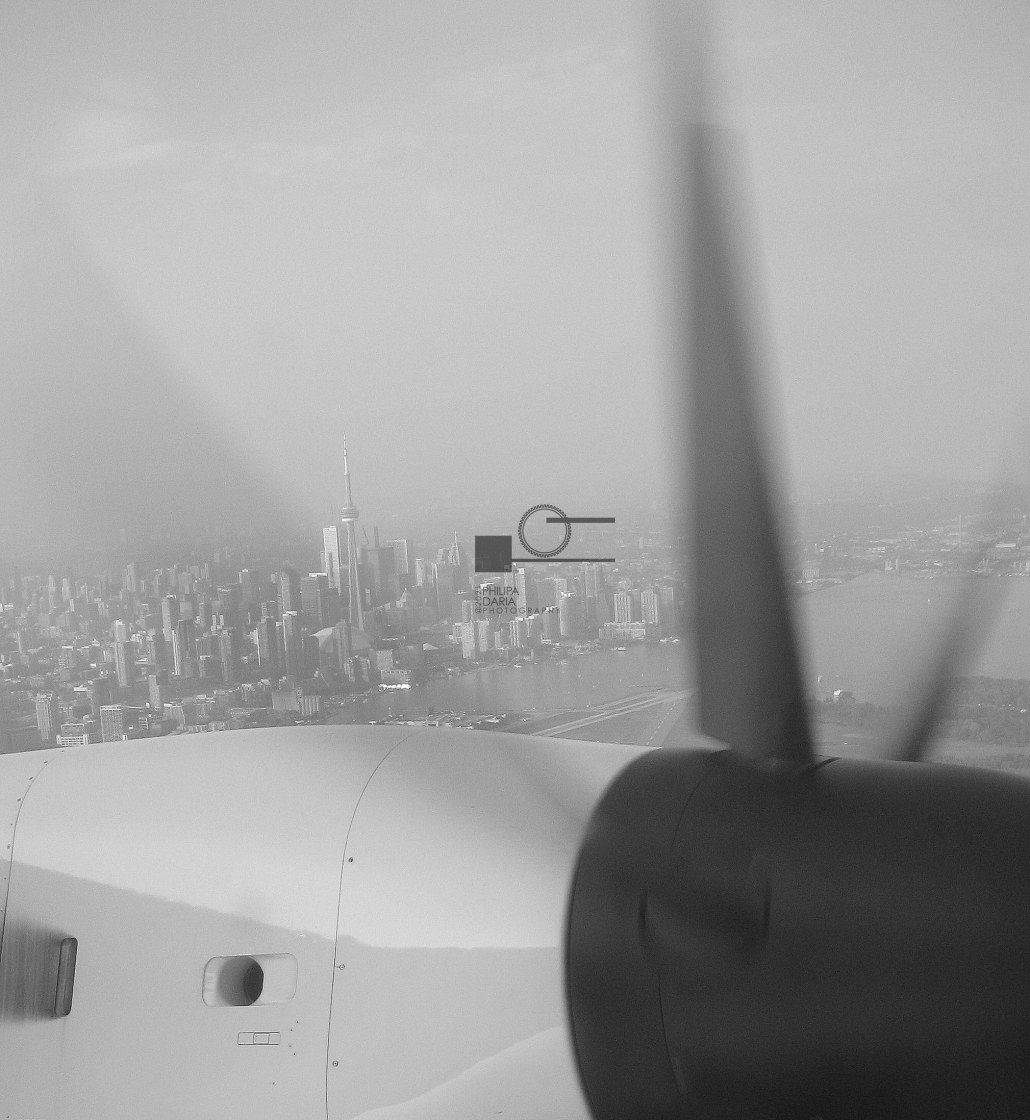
[331, 571, 1030, 725]
[798, 572, 1030, 707]
[331, 643, 691, 725]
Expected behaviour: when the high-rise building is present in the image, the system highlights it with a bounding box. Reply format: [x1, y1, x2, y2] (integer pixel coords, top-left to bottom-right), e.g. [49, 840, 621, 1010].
[513, 566, 538, 614]
[239, 569, 259, 607]
[385, 539, 413, 584]
[322, 526, 344, 592]
[433, 563, 455, 621]
[333, 619, 353, 668]
[640, 588, 661, 627]
[173, 619, 197, 677]
[278, 567, 301, 616]
[88, 675, 113, 718]
[301, 573, 333, 629]
[582, 562, 605, 630]
[339, 438, 365, 631]
[659, 586, 677, 628]
[147, 630, 169, 673]
[114, 640, 134, 688]
[363, 545, 399, 607]
[162, 594, 180, 640]
[582, 563, 604, 600]
[148, 671, 168, 714]
[282, 611, 303, 679]
[35, 692, 58, 743]
[613, 591, 635, 625]
[302, 634, 319, 678]
[559, 593, 581, 639]
[509, 616, 530, 649]
[219, 628, 242, 684]
[255, 617, 280, 676]
[100, 704, 126, 742]
[0, 686, 13, 753]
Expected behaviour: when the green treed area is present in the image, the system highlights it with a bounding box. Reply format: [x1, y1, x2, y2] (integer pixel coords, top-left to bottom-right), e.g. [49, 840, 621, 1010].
[814, 678, 1030, 747]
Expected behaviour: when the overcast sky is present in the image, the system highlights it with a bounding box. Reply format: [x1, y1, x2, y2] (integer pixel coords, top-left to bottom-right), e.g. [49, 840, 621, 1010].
[2, 0, 1028, 543]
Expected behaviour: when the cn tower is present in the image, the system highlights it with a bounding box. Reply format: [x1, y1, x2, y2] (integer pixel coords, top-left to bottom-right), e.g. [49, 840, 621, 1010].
[340, 437, 365, 631]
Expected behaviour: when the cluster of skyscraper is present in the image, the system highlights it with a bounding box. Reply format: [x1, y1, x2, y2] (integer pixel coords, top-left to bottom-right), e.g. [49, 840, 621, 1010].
[0, 443, 680, 748]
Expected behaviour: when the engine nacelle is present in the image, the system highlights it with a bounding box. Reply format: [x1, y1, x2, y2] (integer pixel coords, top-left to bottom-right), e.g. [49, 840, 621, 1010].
[0, 725, 640, 1120]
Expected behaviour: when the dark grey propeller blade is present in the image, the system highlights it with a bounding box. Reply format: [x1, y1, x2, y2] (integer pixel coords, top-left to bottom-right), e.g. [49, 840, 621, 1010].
[685, 101, 814, 766]
[889, 577, 1005, 763]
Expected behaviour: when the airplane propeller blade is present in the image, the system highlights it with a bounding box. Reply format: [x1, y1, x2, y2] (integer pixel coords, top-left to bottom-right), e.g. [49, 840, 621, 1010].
[679, 41, 813, 766]
[887, 578, 1005, 763]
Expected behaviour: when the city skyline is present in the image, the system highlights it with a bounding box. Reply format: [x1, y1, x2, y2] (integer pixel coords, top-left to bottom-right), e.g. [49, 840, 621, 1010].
[0, 489, 683, 749]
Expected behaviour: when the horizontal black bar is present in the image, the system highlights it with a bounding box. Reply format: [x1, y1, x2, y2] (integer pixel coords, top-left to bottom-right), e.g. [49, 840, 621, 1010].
[544, 517, 616, 524]
[514, 557, 616, 564]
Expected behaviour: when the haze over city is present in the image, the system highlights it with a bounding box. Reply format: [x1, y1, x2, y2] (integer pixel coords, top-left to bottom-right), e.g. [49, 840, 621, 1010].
[2, 0, 1029, 547]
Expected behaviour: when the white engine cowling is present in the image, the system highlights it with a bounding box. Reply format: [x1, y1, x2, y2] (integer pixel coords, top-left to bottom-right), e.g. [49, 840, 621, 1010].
[0, 725, 641, 1120]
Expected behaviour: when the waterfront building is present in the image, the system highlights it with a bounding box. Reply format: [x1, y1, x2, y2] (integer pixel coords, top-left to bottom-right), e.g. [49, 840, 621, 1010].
[559, 592, 581, 639]
[514, 566, 537, 613]
[271, 680, 327, 718]
[659, 586, 677, 625]
[613, 591, 635, 625]
[100, 704, 126, 742]
[56, 730, 91, 747]
[601, 621, 650, 642]
[148, 671, 167, 714]
[641, 588, 661, 628]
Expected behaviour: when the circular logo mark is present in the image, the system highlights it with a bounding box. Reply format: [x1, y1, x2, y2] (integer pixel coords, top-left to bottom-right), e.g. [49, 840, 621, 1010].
[518, 504, 572, 558]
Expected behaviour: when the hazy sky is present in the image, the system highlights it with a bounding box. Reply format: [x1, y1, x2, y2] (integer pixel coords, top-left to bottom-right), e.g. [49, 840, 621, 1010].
[2, 0, 1029, 543]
